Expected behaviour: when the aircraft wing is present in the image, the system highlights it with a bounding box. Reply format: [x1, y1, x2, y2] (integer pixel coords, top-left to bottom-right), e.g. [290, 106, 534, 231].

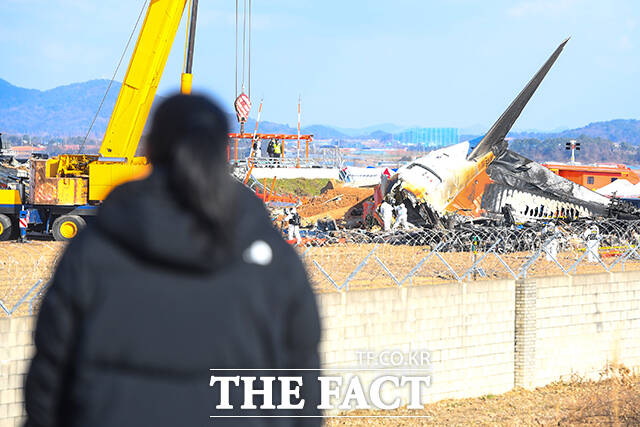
[467, 37, 570, 161]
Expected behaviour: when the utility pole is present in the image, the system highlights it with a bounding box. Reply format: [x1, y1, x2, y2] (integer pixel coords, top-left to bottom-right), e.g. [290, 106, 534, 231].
[570, 139, 576, 164]
[565, 139, 580, 164]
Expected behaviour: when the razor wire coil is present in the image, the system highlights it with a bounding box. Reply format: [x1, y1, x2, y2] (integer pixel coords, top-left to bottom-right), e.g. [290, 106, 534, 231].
[4, 219, 640, 315]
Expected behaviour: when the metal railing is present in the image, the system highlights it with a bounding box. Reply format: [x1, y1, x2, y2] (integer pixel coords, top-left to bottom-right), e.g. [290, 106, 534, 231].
[234, 156, 340, 169]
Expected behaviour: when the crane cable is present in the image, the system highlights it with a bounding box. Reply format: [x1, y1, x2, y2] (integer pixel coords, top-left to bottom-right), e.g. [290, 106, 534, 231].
[248, 0, 251, 99]
[79, 0, 149, 154]
[242, 0, 246, 92]
[235, 0, 251, 99]
[182, 0, 193, 73]
[235, 0, 238, 98]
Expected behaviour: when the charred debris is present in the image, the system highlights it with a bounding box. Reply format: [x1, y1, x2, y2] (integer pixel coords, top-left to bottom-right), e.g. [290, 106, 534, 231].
[376, 38, 640, 233]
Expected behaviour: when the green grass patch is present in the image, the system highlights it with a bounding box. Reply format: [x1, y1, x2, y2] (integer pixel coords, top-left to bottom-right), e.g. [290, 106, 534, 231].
[479, 394, 497, 401]
[269, 178, 332, 197]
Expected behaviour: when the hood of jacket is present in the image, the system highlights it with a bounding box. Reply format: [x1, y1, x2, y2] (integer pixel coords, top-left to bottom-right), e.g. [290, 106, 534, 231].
[96, 171, 275, 272]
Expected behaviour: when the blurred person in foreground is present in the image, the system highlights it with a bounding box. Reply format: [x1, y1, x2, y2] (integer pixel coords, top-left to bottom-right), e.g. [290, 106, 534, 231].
[24, 95, 322, 427]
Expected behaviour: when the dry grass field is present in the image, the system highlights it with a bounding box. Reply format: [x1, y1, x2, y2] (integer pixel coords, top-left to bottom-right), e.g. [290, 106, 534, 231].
[3, 241, 640, 305]
[327, 368, 640, 426]
[0, 241, 65, 315]
[301, 243, 640, 293]
[2, 243, 640, 425]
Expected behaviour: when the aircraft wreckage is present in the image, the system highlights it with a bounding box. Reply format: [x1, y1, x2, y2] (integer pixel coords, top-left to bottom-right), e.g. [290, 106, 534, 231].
[379, 38, 640, 228]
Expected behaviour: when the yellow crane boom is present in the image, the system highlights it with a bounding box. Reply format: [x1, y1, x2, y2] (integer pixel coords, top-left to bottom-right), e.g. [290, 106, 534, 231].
[0, 0, 204, 241]
[34, 0, 194, 205]
[101, 0, 188, 160]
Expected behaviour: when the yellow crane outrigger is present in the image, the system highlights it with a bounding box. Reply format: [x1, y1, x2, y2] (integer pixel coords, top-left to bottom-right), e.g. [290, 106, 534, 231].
[0, 0, 200, 241]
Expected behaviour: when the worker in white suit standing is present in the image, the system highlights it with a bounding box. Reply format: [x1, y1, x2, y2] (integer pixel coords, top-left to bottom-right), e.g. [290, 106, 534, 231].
[287, 207, 302, 244]
[393, 203, 409, 230]
[542, 221, 559, 261]
[583, 224, 600, 262]
[379, 199, 393, 231]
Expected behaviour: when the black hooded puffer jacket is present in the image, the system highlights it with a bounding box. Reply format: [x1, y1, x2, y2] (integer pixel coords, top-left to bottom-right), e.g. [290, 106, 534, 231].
[24, 172, 322, 427]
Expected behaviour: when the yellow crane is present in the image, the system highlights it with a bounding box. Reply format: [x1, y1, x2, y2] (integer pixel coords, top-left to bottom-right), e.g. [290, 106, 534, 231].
[0, 0, 200, 241]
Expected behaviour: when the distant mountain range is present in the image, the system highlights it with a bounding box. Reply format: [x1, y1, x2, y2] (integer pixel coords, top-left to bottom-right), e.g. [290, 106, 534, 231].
[334, 123, 405, 137]
[0, 78, 120, 137]
[457, 120, 640, 147]
[0, 78, 397, 140]
[509, 120, 640, 146]
[2, 78, 640, 150]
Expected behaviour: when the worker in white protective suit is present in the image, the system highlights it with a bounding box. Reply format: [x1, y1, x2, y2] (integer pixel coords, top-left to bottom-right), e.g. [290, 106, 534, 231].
[542, 221, 558, 261]
[392, 202, 409, 230]
[379, 199, 393, 231]
[583, 224, 600, 262]
[287, 207, 302, 244]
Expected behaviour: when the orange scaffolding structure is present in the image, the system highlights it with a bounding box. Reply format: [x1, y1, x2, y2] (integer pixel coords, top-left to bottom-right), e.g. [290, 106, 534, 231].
[227, 132, 314, 165]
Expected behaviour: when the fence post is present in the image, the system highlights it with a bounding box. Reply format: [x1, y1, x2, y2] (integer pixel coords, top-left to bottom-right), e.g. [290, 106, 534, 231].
[514, 277, 536, 389]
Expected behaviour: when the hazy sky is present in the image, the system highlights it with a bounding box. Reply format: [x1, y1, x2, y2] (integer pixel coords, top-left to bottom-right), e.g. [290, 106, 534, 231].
[2, 0, 640, 131]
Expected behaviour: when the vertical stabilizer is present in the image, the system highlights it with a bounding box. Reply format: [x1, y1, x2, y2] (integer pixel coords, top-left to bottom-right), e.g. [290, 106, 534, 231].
[467, 37, 570, 161]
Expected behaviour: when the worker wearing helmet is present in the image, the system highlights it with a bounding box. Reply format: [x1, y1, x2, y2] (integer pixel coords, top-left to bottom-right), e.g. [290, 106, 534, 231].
[267, 138, 276, 158]
[273, 139, 282, 157]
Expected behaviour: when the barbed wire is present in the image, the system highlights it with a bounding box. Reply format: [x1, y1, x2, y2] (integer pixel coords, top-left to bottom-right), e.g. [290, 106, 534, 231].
[290, 219, 640, 292]
[0, 242, 62, 317]
[3, 219, 640, 315]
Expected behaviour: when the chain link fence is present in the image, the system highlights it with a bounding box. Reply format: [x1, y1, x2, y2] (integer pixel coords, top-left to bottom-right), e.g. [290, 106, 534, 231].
[3, 220, 640, 315]
[294, 219, 640, 292]
[0, 242, 61, 316]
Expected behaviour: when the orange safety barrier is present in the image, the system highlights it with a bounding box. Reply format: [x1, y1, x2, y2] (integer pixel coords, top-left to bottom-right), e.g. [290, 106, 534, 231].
[268, 176, 277, 202]
[243, 163, 255, 185]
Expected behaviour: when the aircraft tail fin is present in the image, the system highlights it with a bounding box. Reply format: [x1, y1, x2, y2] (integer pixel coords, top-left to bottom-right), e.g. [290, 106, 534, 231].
[467, 37, 570, 161]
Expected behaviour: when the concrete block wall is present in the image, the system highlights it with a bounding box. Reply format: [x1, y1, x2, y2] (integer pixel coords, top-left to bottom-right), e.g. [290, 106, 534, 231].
[3, 271, 640, 424]
[316, 279, 516, 403]
[0, 316, 35, 427]
[534, 271, 640, 386]
[514, 278, 536, 389]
